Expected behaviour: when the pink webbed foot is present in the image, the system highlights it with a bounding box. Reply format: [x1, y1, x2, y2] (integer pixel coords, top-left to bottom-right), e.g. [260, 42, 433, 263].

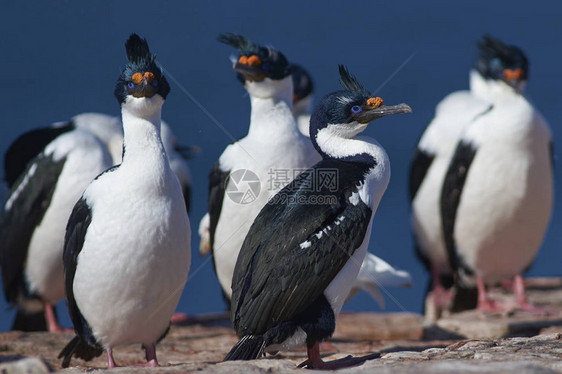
[170, 312, 189, 324]
[513, 275, 550, 315]
[476, 298, 505, 313]
[137, 343, 159, 367]
[296, 342, 365, 370]
[135, 360, 159, 367]
[431, 283, 453, 311]
[476, 277, 505, 313]
[107, 348, 117, 368]
[44, 303, 73, 333]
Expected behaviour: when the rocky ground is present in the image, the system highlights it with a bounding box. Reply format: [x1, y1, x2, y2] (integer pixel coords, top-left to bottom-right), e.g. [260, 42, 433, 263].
[1, 277, 562, 373]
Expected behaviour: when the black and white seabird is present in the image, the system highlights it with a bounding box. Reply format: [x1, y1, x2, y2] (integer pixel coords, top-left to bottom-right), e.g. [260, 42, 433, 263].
[58, 34, 190, 368]
[410, 40, 498, 318]
[224, 65, 411, 369]
[290, 63, 411, 308]
[199, 33, 319, 304]
[0, 122, 112, 332]
[441, 35, 553, 312]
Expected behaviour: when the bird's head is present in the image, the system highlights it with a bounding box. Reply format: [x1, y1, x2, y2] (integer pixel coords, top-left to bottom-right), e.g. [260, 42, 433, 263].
[310, 65, 411, 146]
[291, 64, 314, 104]
[290, 63, 314, 117]
[218, 33, 292, 98]
[114, 34, 171, 116]
[476, 35, 529, 93]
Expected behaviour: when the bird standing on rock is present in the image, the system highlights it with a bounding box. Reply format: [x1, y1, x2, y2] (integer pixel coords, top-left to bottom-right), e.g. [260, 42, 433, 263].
[59, 33, 190, 368]
[410, 37, 499, 318]
[199, 33, 320, 306]
[441, 35, 553, 313]
[225, 65, 411, 369]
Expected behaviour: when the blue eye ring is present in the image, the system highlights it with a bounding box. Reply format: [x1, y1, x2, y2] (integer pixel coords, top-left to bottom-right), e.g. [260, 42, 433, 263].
[351, 105, 362, 114]
[262, 62, 271, 70]
[128, 82, 135, 89]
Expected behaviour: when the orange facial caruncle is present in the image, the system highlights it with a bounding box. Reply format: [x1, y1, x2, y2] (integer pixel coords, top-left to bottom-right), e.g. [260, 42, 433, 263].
[131, 72, 144, 85]
[238, 55, 262, 67]
[144, 72, 155, 83]
[131, 72, 155, 85]
[366, 97, 384, 109]
[503, 68, 523, 81]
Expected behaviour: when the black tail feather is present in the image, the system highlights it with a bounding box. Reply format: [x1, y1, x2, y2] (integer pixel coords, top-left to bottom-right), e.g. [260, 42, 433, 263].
[11, 309, 48, 332]
[58, 335, 103, 368]
[224, 335, 265, 361]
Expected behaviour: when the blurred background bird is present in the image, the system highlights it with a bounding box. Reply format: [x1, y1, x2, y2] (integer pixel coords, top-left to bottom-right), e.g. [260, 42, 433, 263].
[410, 36, 501, 320]
[0, 114, 113, 332]
[198, 33, 320, 307]
[440, 35, 553, 313]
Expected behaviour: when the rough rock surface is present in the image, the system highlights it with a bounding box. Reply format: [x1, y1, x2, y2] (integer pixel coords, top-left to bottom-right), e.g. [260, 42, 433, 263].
[0, 277, 561, 373]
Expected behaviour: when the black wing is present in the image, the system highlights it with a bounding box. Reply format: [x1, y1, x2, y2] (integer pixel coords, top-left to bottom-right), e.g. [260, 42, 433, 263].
[63, 197, 92, 339]
[231, 160, 373, 336]
[60, 197, 103, 367]
[409, 147, 436, 273]
[440, 140, 477, 272]
[4, 123, 74, 188]
[409, 147, 434, 202]
[207, 161, 231, 305]
[208, 161, 230, 252]
[0, 153, 67, 303]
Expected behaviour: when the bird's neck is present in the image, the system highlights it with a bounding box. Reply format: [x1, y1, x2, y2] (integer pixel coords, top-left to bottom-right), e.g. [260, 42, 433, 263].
[314, 127, 383, 168]
[120, 107, 167, 169]
[247, 90, 299, 139]
[469, 69, 524, 102]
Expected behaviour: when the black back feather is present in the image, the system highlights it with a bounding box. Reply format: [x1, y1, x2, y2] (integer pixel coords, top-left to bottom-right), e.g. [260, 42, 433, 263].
[290, 64, 314, 102]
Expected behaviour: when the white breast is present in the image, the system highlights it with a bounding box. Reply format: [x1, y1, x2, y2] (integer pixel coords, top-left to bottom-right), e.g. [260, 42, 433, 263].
[213, 98, 320, 298]
[454, 94, 553, 284]
[412, 89, 491, 273]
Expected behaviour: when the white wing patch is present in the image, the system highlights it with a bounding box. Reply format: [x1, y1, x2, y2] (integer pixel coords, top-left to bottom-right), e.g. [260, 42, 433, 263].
[5, 163, 38, 211]
[349, 191, 360, 206]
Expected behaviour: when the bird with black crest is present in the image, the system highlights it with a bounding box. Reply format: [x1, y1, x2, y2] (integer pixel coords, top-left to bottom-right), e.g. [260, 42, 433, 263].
[441, 35, 553, 313]
[58, 33, 190, 368]
[198, 33, 320, 308]
[224, 65, 411, 369]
